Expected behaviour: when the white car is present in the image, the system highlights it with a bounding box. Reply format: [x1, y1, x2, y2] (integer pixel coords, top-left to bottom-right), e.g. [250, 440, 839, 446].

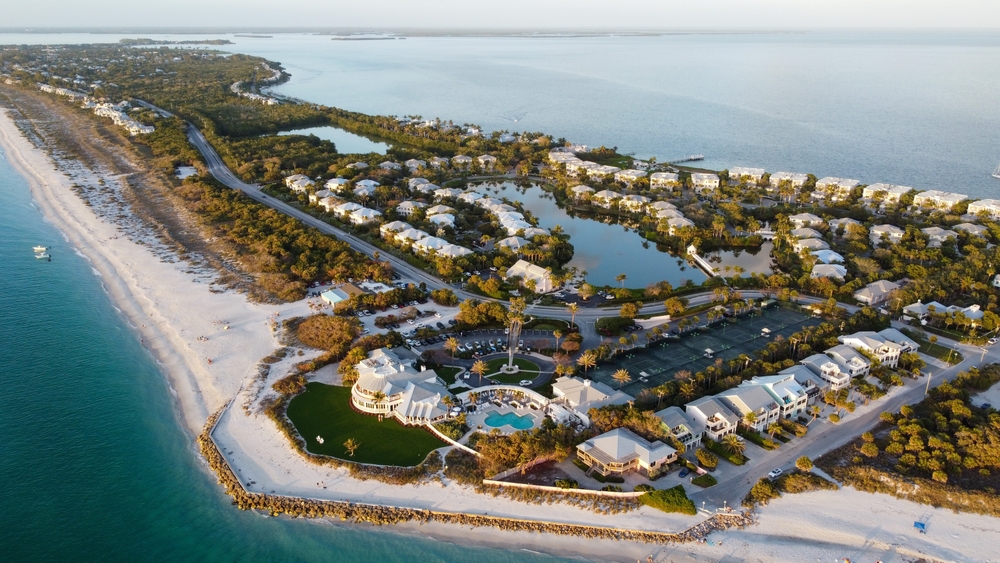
[767, 468, 783, 480]
[989, 338, 998, 345]
[519, 379, 533, 386]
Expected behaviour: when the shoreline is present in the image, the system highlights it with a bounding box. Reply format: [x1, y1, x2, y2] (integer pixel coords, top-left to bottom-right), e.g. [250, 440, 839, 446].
[3, 98, 1000, 562]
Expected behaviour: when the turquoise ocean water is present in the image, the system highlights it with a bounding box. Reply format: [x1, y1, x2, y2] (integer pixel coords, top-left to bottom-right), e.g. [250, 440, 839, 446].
[0, 148, 563, 562]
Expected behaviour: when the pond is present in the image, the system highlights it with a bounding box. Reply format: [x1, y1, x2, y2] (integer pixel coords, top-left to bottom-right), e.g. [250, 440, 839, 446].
[278, 126, 389, 155]
[703, 242, 774, 276]
[478, 182, 706, 288]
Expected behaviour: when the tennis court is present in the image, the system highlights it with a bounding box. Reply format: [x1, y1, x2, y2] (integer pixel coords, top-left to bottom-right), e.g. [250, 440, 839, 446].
[590, 305, 820, 395]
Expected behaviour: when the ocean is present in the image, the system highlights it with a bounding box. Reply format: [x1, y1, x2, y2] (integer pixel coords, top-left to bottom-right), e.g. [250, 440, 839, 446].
[0, 146, 562, 563]
[1, 29, 999, 560]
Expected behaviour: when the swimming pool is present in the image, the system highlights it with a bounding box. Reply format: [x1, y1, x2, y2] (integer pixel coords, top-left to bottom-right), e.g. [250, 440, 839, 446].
[483, 411, 535, 430]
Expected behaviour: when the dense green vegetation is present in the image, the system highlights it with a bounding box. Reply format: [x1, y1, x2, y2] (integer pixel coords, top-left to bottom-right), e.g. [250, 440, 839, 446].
[819, 363, 1000, 515]
[690, 474, 717, 488]
[638, 486, 697, 515]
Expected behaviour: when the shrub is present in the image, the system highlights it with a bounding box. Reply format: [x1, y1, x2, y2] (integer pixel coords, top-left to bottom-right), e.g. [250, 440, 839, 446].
[601, 485, 623, 492]
[430, 288, 459, 306]
[691, 474, 718, 488]
[638, 485, 697, 515]
[572, 458, 590, 472]
[795, 456, 813, 472]
[554, 478, 579, 489]
[860, 442, 879, 458]
[829, 414, 841, 423]
[743, 478, 781, 507]
[633, 484, 655, 492]
[605, 475, 625, 484]
[696, 448, 719, 469]
[272, 373, 306, 395]
[780, 418, 808, 437]
[704, 438, 748, 465]
[775, 472, 837, 494]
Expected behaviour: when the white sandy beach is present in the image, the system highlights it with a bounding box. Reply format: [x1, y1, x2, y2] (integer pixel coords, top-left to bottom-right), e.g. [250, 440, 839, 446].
[2, 105, 998, 563]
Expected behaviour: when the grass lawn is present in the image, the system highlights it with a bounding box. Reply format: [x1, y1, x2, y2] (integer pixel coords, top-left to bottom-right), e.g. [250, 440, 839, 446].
[489, 372, 535, 384]
[437, 366, 463, 385]
[903, 330, 965, 365]
[286, 383, 446, 466]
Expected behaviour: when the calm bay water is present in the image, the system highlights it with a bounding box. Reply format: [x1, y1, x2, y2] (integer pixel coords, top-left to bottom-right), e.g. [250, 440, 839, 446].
[0, 149, 563, 562]
[279, 125, 389, 154]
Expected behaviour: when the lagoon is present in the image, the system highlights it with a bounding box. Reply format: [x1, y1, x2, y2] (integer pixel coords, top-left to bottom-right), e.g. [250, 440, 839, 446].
[278, 125, 389, 155]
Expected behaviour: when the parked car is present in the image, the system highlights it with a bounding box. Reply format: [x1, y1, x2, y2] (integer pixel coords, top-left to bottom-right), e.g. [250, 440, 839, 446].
[989, 338, 998, 345]
[434, 312, 442, 318]
[678, 468, 690, 478]
[519, 379, 533, 386]
[436, 322, 445, 329]
[767, 468, 783, 480]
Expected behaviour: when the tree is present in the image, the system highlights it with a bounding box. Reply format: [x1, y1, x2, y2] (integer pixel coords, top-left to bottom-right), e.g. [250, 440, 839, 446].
[795, 456, 813, 472]
[809, 405, 822, 423]
[722, 434, 746, 456]
[445, 337, 460, 363]
[577, 350, 597, 375]
[767, 423, 782, 439]
[679, 381, 697, 401]
[663, 297, 686, 316]
[579, 283, 596, 300]
[567, 302, 579, 327]
[471, 360, 488, 385]
[653, 384, 670, 407]
[620, 301, 640, 319]
[552, 329, 563, 351]
[742, 411, 758, 430]
[860, 442, 879, 458]
[612, 368, 632, 389]
[343, 438, 360, 457]
[616, 273, 627, 288]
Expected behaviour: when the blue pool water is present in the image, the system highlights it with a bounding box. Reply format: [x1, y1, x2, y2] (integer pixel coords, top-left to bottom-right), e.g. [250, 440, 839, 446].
[484, 411, 535, 430]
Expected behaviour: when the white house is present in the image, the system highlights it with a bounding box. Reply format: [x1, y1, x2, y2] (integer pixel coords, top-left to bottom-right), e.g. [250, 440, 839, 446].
[438, 244, 473, 258]
[395, 201, 426, 217]
[869, 224, 905, 245]
[747, 374, 809, 419]
[788, 213, 825, 229]
[407, 177, 431, 190]
[729, 167, 766, 183]
[619, 194, 650, 213]
[800, 354, 851, 390]
[412, 236, 449, 254]
[838, 331, 903, 368]
[685, 396, 739, 441]
[690, 173, 720, 193]
[968, 199, 1000, 219]
[318, 197, 341, 213]
[791, 227, 823, 239]
[954, 223, 988, 238]
[591, 190, 621, 208]
[656, 208, 684, 220]
[379, 220, 411, 238]
[666, 217, 695, 234]
[325, 177, 350, 193]
[458, 191, 483, 204]
[429, 156, 450, 169]
[569, 185, 595, 199]
[496, 236, 530, 251]
[811, 249, 845, 264]
[716, 384, 781, 432]
[434, 187, 464, 199]
[828, 217, 862, 235]
[853, 279, 900, 306]
[426, 204, 455, 216]
[346, 162, 369, 170]
[876, 328, 919, 353]
[792, 238, 830, 253]
[350, 348, 451, 425]
[378, 161, 402, 171]
[654, 406, 703, 452]
[863, 183, 913, 204]
[551, 376, 632, 427]
[451, 155, 473, 168]
[614, 169, 647, 184]
[825, 344, 871, 378]
[778, 365, 830, 403]
[333, 201, 364, 218]
[588, 165, 621, 178]
[355, 178, 380, 192]
[810, 264, 847, 280]
[522, 227, 549, 239]
[813, 177, 859, 202]
[913, 190, 968, 210]
[349, 208, 382, 225]
[285, 175, 315, 194]
[769, 172, 809, 189]
[505, 259, 554, 292]
[649, 172, 679, 189]
[576, 428, 676, 477]
[649, 201, 677, 212]
[395, 228, 430, 244]
[921, 226, 958, 247]
[308, 189, 331, 204]
[476, 154, 498, 169]
[428, 213, 455, 228]
[404, 158, 426, 171]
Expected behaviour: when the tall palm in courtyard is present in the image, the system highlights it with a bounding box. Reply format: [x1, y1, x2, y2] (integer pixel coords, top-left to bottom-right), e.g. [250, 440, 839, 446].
[445, 337, 460, 364]
[567, 302, 579, 328]
[471, 360, 488, 385]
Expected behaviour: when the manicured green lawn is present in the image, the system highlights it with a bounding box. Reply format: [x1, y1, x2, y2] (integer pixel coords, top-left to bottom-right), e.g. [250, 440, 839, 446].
[286, 383, 446, 466]
[437, 366, 463, 385]
[489, 372, 535, 385]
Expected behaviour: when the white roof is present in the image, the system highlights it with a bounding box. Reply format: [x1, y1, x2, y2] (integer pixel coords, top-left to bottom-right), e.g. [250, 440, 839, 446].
[593, 189, 621, 200]
[428, 213, 455, 226]
[811, 249, 845, 264]
[438, 244, 472, 257]
[811, 264, 847, 279]
[570, 185, 595, 194]
[650, 172, 679, 183]
[356, 179, 380, 189]
[497, 236, 530, 250]
[380, 220, 410, 233]
[730, 166, 766, 177]
[396, 228, 430, 242]
[578, 428, 675, 467]
[426, 204, 454, 215]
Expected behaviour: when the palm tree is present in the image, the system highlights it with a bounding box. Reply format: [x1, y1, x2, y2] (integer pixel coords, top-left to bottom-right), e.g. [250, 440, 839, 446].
[679, 381, 697, 401]
[577, 350, 597, 375]
[553, 329, 562, 351]
[567, 302, 579, 328]
[767, 422, 782, 439]
[371, 391, 387, 409]
[471, 360, 488, 385]
[343, 438, 360, 457]
[809, 405, 822, 423]
[653, 385, 669, 407]
[743, 411, 758, 430]
[467, 391, 479, 406]
[445, 337, 460, 364]
[674, 369, 692, 381]
[722, 434, 746, 456]
[612, 368, 632, 389]
[616, 273, 627, 288]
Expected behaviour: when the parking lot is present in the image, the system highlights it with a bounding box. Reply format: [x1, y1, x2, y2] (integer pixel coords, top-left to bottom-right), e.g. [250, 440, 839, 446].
[590, 305, 820, 395]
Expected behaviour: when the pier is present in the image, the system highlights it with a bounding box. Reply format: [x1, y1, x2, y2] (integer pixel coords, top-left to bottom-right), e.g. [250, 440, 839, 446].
[667, 154, 705, 165]
[686, 244, 718, 277]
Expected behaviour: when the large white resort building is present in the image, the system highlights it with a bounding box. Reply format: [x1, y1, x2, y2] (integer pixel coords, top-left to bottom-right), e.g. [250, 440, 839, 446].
[350, 348, 452, 425]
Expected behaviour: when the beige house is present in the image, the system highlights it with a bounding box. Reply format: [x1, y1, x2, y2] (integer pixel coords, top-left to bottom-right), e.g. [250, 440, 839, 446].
[576, 428, 676, 477]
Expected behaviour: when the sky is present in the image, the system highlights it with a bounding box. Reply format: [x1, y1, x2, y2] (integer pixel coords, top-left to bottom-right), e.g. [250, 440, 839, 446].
[2, 0, 999, 30]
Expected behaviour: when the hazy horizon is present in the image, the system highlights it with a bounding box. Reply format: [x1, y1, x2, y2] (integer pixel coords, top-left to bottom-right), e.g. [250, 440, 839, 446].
[2, 0, 999, 31]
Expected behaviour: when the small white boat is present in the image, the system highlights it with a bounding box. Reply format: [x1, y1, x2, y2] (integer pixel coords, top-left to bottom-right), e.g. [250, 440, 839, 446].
[33, 245, 47, 253]
[35, 252, 50, 260]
